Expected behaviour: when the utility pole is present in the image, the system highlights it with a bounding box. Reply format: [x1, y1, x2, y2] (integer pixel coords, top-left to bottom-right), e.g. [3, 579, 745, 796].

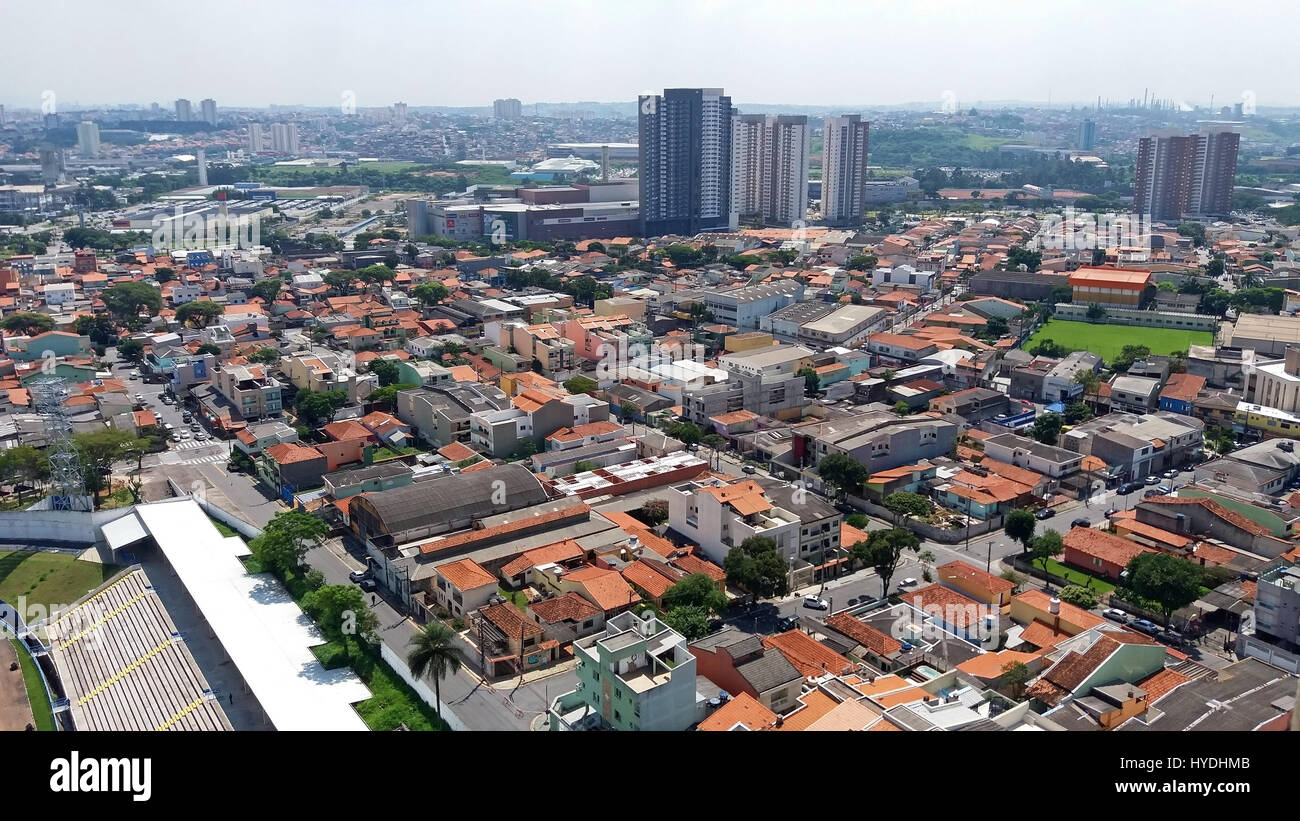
[987, 540, 994, 575]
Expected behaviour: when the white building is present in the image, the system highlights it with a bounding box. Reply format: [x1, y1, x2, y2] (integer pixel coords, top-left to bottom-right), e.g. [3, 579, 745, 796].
[200, 98, 217, 126]
[271, 123, 300, 156]
[822, 115, 869, 225]
[731, 114, 810, 228]
[668, 477, 800, 565]
[76, 121, 100, 158]
[248, 123, 265, 154]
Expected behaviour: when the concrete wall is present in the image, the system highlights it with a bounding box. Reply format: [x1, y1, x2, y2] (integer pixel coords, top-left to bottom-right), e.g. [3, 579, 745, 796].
[1051, 303, 1218, 332]
[0, 507, 137, 546]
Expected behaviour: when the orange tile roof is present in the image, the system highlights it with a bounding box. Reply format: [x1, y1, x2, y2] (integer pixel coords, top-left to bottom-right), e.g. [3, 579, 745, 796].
[1068, 266, 1152, 289]
[528, 592, 601, 624]
[1115, 519, 1195, 549]
[901, 584, 987, 630]
[698, 691, 778, 731]
[1138, 668, 1192, 704]
[776, 689, 838, 731]
[762, 630, 854, 679]
[1014, 589, 1106, 630]
[564, 566, 640, 612]
[264, 442, 323, 465]
[1145, 496, 1272, 537]
[482, 602, 543, 640]
[436, 558, 497, 591]
[1064, 526, 1156, 568]
[437, 441, 477, 462]
[955, 650, 1040, 680]
[873, 686, 929, 708]
[824, 612, 902, 657]
[499, 538, 587, 577]
[620, 559, 678, 599]
[840, 522, 871, 549]
[937, 560, 1016, 595]
[1018, 619, 1073, 650]
[670, 552, 726, 582]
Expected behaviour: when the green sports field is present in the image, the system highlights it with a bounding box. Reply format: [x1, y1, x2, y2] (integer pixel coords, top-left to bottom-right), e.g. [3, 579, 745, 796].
[1023, 320, 1213, 364]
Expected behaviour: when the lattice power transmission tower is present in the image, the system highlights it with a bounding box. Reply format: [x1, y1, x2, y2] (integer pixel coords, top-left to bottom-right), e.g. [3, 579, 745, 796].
[30, 375, 90, 511]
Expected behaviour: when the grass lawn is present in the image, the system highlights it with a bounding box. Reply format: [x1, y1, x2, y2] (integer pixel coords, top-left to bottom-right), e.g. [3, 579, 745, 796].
[312, 638, 451, 731]
[1041, 558, 1117, 594]
[499, 587, 528, 612]
[0, 551, 121, 611]
[207, 516, 239, 538]
[1024, 319, 1213, 364]
[10, 639, 55, 731]
[963, 134, 1015, 150]
[99, 487, 135, 510]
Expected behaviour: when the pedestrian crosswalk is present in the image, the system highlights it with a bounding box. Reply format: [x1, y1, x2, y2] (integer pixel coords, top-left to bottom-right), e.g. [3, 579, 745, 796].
[173, 439, 221, 451]
[179, 453, 227, 466]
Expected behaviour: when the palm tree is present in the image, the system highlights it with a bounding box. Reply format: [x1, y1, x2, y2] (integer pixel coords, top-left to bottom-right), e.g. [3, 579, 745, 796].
[406, 622, 463, 720]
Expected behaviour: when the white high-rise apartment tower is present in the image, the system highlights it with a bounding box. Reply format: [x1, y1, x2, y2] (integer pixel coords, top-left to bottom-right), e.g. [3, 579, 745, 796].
[175, 99, 192, 122]
[200, 98, 217, 126]
[76, 121, 101, 158]
[271, 123, 300, 156]
[731, 114, 810, 228]
[822, 115, 870, 226]
[248, 123, 265, 153]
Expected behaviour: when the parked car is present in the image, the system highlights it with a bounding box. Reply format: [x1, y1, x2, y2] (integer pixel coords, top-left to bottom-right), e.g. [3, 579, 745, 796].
[802, 595, 830, 611]
[1119, 482, 1142, 495]
[358, 578, 378, 593]
[1103, 508, 1119, 518]
[160, 395, 174, 405]
[1143, 489, 1160, 498]
[898, 577, 919, 589]
[776, 615, 799, 632]
[742, 464, 757, 474]
[1103, 608, 1129, 624]
[1158, 629, 1187, 648]
[1070, 517, 1090, 529]
[1162, 469, 1179, 479]
[348, 568, 371, 583]
[1144, 475, 1161, 486]
[1157, 485, 1171, 493]
[1035, 507, 1056, 520]
[1131, 618, 1160, 635]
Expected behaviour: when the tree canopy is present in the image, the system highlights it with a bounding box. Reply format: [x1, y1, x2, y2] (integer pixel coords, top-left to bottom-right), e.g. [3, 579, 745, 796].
[101, 281, 162, 321]
[1124, 552, 1203, 624]
[724, 536, 789, 600]
[1004, 508, 1037, 555]
[175, 299, 224, 328]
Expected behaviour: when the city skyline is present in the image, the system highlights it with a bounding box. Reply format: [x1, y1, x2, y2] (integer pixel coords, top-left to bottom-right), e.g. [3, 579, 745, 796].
[4, 0, 1299, 110]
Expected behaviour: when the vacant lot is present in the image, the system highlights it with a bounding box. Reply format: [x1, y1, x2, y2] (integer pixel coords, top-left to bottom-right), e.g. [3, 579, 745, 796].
[1024, 320, 1213, 363]
[0, 550, 120, 612]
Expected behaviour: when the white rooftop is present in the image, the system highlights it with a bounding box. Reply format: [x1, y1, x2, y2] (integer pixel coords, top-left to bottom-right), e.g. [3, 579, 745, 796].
[127, 498, 371, 731]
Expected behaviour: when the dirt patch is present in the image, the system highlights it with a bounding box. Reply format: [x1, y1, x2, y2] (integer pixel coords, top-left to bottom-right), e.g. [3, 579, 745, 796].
[0, 639, 35, 731]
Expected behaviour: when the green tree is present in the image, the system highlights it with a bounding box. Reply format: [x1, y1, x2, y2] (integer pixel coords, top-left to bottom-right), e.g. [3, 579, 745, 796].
[302, 584, 378, 644]
[1004, 508, 1037, 555]
[662, 573, 727, 616]
[154, 267, 175, 283]
[1124, 552, 1203, 625]
[845, 253, 878, 271]
[411, 282, 449, 306]
[1030, 529, 1064, 583]
[882, 491, 930, 525]
[73, 429, 146, 504]
[175, 300, 224, 329]
[1031, 412, 1063, 446]
[851, 527, 919, 597]
[406, 621, 463, 719]
[1063, 401, 1092, 425]
[196, 342, 222, 356]
[1057, 584, 1099, 609]
[74, 313, 119, 346]
[101, 281, 163, 321]
[1001, 661, 1033, 699]
[1085, 303, 1108, 322]
[666, 421, 702, 446]
[1111, 344, 1151, 373]
[893, 401, 912, 416]
[563, 375, 598, 395]
[1205, 258, 1225, 278]
[295, 389, 348, 426]
[116, 337, 145, 362]
[845, 513, 869, 529]
[1, 312, 55, 335]
[368, 357, 400, 386]
[796, 365, 820, 397]
[818, 451, 868, 500]
[248, 346, 280, 364]
[0, 445, 50, 503]
[662, 605, 710, 640]
[723, 536, 790, 599]
[250, 278, 284, 304]
[635, 499, 669, 527]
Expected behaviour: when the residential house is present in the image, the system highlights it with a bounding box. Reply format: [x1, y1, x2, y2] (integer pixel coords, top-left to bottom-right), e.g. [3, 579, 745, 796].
[689, 628, 803, 713]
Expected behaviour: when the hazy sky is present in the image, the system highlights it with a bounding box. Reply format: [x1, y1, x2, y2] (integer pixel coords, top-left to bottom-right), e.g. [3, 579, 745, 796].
[4, 0, 1298, 110]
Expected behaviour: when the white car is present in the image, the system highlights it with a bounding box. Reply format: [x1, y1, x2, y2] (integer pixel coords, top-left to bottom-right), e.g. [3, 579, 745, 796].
[802, 595, 830, 611]
[898, 578, 919, 589]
